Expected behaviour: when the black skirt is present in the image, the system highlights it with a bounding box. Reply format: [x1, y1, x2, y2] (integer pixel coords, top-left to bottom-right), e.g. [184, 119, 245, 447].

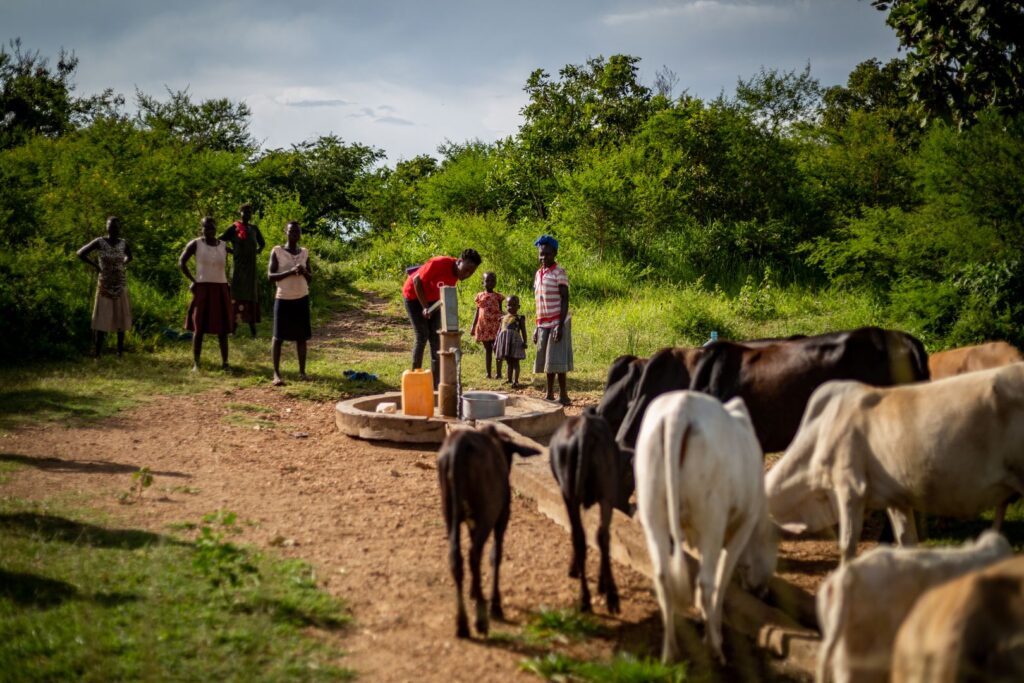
[273, 296, 311, 341]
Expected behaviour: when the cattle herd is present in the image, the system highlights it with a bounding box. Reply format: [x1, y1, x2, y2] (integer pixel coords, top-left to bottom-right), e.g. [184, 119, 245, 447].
[436, 329, 1024, 682]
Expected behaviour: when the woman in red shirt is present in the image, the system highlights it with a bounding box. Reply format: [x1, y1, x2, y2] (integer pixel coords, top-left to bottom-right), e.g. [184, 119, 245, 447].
[403, 249, 482, 387]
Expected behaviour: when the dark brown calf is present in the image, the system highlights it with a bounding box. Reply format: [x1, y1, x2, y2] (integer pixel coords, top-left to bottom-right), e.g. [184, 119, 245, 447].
[549, 408, 633, 614]
[437, 425, 541, 638]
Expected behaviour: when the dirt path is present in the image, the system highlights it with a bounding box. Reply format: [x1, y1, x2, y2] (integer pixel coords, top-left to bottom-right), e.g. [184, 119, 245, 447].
[1, 299, 846, 681]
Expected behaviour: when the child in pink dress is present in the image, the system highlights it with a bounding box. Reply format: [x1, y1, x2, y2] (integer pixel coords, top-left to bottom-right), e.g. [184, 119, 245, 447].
[470, 271, 504, 378]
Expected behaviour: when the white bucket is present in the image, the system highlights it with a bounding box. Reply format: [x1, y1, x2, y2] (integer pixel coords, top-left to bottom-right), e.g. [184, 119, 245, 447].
[461, 391, 507, 419]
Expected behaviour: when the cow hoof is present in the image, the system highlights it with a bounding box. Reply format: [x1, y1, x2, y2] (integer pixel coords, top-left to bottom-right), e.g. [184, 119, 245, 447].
[475, 617, 489, 636]
[607, 596, 620, 615]
[456, 618, 470, 639]
[579, 600, 592, 614]
[490, 604, 504, 621]
[568, 565, 581, 579]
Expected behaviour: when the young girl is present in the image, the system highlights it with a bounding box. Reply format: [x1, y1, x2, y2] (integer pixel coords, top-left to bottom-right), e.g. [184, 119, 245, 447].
[494, 295, 528, 388]
[470, 271, 504, 378]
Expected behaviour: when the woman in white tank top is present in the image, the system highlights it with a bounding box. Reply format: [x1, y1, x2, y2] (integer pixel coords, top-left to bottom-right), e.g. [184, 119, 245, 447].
[268, 221, 313, 386]
[179, 216, 236, 370]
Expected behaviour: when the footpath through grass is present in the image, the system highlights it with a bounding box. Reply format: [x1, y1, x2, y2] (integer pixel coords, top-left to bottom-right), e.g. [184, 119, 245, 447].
[0, 498, 353, 682]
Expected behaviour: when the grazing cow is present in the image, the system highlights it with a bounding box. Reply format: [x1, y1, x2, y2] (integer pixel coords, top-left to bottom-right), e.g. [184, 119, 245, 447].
[815, 531, 1011, 683]
[767, 364, 1024, 563]
[892, 555, 1024, 683]
[689, 327, 929, 453]
[437, 425, 541, 638]
[928, 340, 1023, 380]
[635, 391, 777, 664]
[595, 354, 647, 436]
[615, 334, 812, 451]
[549, 407, 633, 614]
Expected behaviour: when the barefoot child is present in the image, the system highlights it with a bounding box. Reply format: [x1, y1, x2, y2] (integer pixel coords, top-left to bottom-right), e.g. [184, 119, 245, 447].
[470, 272, 504, 378]
[494, 295, 528, 387]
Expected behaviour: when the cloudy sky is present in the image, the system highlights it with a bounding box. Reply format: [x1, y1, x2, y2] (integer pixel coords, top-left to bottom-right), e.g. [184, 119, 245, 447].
[2, 1, 901, 162]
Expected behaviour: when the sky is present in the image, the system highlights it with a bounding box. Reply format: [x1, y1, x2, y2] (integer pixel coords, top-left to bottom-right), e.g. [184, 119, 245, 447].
[2, 1, 901, 163]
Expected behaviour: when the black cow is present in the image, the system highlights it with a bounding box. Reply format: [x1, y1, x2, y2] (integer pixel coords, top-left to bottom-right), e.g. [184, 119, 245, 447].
[549, 408, 633, 614]
[615, 335, 810, 451]
[595, 354, 647, 436]
[437, 425, 541, 637]
[689, 326, 929, 453]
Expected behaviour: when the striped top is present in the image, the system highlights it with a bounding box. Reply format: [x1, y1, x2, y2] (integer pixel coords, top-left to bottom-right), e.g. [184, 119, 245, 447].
[533, 264, 568, 328]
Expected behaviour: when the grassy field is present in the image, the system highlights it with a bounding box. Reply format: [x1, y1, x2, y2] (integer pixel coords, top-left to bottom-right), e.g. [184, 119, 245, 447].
[0, 498, 352, 682]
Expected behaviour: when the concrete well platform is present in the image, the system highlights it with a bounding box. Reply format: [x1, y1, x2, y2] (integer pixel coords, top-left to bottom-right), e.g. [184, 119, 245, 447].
[335, 392, 566, 444]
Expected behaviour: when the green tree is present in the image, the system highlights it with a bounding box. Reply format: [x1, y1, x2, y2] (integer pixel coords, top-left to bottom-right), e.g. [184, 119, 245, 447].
[0, 38, 123, 150]
[873, 0, 1024, 124]
[734, 63, 822, 135]
[136, 87, 256, 153]
[251, 135, 383, 234]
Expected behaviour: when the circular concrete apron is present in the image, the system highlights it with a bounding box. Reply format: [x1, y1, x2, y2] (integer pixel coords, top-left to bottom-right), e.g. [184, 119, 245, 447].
[335, 392, 566, 444]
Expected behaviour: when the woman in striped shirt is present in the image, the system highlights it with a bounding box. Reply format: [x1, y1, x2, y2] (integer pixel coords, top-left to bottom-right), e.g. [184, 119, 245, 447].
[532, 235, 572, 405]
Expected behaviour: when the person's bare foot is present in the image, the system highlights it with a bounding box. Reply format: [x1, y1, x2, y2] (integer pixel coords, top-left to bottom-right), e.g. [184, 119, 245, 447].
[545, 394, 555, 402]
[559, 396, 571, 406]
[298, 373, 309, 381]
[511, 382, 522, 389]
[272, 376, 285, 386]
[191, 364, 199, 373]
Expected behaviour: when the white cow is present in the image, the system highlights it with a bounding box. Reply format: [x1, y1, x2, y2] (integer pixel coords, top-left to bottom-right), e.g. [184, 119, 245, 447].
[766, 363, 1024, 562]
[635, 390, 777, 664]
[815, 530, 1011, 683]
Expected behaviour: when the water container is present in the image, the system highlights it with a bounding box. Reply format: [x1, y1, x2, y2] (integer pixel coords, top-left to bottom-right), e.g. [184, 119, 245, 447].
[402, 369, 435, 417]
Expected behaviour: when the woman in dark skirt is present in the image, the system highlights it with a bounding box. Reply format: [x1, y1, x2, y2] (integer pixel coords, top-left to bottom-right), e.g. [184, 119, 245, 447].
[268, 221, 312, 386]
[179, 216, 235, 370]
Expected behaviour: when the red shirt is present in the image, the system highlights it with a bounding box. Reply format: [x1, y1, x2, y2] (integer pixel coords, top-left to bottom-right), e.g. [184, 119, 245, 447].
[402, 256, 458, 302]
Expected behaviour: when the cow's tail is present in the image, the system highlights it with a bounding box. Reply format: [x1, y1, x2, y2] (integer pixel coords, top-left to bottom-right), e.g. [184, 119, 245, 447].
[815, 571, 847, 683]
[664, 409, 693, 608]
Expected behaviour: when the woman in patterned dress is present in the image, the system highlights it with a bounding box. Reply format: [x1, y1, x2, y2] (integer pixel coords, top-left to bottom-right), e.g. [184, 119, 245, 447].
[77, 216, 133, 357]
[470, 271, 504, 378]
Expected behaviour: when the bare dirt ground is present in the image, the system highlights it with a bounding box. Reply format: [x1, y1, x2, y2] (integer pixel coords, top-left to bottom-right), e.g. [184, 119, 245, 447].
[0, 300, 860, 681]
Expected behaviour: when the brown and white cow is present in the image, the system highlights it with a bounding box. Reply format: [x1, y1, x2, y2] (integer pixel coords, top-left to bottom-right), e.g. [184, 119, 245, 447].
[815, 531, 1011, 683]
[635, 391, 777, 664]
[437, 425, 541, 638]
[892, 554, 1024, 683]
[766, 364, 1024, 563]
[928, 340, 1023, 380]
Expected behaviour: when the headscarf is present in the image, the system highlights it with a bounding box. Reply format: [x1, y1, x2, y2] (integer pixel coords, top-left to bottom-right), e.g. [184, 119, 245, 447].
[533, 234, 559, 252]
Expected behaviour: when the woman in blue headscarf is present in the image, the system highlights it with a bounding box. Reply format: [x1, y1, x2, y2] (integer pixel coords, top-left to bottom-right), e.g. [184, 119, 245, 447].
[532, 235, 573, 404]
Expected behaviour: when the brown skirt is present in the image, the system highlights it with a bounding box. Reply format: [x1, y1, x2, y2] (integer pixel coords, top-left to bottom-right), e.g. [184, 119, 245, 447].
[233, 298, 261, 324]
[92, 289, 132, 332]
[186, 283, 236, 335]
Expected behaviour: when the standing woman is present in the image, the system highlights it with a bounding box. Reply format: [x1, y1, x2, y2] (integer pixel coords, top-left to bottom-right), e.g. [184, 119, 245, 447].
[268, 221, 312, 386]
[77, 216, 133, 357]
[179, 216, 235, 370]
[219, 203, 265, 338]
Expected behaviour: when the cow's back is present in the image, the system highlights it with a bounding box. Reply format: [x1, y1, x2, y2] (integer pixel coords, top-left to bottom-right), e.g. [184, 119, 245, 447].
[930, 341, 1024, 380]
[850, 364, 1024, 516]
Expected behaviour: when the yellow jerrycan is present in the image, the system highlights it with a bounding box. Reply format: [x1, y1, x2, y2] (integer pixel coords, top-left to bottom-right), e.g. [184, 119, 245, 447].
[402, 369, 434, 417]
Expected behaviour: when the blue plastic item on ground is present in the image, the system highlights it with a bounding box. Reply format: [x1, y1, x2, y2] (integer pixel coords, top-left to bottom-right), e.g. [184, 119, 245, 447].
[343, 369, 378, 382]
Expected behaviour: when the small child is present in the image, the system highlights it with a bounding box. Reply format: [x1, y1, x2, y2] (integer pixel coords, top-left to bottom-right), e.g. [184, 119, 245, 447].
[494, 295, 528, 388]
[470, 271, 504, 378]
